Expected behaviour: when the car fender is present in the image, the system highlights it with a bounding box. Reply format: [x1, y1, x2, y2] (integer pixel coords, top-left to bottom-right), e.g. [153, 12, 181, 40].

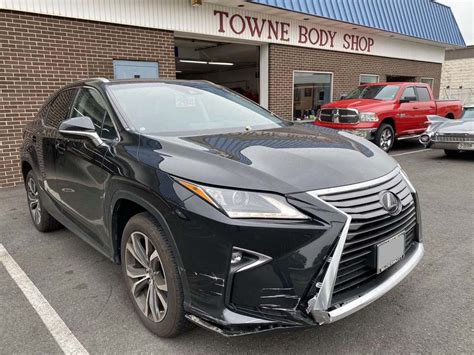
[107, 182, 191, 307]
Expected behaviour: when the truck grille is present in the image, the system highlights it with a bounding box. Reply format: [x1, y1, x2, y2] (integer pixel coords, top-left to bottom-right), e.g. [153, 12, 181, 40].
[319, 108, 359, 124]
[318, 170, 418, 297]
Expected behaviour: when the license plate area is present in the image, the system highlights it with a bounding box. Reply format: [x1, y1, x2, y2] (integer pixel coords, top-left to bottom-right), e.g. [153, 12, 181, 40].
[373, 233, 405, 274]
[458, 142, 474, 150]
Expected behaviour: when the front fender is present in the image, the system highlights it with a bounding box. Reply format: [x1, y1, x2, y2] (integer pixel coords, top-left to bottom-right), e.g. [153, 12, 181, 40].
[106, 177, 192, 308]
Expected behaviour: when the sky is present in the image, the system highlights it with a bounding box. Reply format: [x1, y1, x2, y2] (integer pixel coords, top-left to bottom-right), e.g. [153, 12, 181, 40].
[437, 0, 474, 45]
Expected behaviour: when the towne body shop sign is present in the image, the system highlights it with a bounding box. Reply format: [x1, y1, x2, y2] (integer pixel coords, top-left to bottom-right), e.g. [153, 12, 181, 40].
[214, 10, 375, 53]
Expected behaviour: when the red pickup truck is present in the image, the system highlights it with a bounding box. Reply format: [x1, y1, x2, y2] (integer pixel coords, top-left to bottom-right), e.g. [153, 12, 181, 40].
[314, 82, 462, 151]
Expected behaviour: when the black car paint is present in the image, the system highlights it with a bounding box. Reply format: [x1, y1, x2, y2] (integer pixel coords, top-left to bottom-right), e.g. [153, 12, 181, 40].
[21, 79, 399, 334]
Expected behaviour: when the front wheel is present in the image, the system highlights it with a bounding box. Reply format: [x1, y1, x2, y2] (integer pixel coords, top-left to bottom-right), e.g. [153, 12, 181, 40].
[375, 124, 395, 152]
[121, 212, 188, 338]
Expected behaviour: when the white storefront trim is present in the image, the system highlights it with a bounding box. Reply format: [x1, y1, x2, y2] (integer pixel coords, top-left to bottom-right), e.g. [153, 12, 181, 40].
[0, 0, 445, 63]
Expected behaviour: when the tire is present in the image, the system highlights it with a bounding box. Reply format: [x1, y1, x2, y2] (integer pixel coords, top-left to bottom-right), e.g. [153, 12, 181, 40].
[444, 149, 460, 157]
[25, 170, 61, 232]
[375, 124, 395, 152]
[121, 212, 188, 338]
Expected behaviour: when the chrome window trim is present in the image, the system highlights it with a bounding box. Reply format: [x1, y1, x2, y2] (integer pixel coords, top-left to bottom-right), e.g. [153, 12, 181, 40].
[305, 167, 422, 324]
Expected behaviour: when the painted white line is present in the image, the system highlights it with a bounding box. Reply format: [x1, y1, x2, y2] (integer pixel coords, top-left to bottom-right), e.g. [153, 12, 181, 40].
[0, 244, 88, 355]
[390, 149, 432, 157]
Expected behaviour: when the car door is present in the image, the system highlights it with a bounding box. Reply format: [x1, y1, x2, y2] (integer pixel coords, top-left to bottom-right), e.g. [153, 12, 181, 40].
[41, 88, 78, 199]
[415, 86, 435, 132]
[397, 86, 420, 135]
[54, 87, 118, 248]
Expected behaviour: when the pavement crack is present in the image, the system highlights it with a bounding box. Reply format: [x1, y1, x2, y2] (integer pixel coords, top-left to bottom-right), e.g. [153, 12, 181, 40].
[94, 284, 113, 320]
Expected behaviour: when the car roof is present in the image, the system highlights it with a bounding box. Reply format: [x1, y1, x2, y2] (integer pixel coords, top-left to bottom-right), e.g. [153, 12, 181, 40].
[64, 78, 216, 90]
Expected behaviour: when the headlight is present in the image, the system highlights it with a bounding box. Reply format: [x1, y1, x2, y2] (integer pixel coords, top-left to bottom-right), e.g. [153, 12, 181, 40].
[359, 112, 379, 122]
[177, 179, 309, 219]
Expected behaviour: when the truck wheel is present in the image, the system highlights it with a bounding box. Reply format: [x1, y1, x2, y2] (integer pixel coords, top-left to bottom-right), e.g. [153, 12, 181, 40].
[375, 124, 395, 152]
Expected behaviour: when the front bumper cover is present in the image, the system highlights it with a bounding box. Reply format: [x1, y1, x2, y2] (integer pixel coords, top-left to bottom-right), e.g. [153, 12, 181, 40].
[310, 242, 424, 324]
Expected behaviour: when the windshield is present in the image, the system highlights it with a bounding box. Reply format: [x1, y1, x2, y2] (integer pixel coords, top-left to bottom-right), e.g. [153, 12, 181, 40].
[345, 85, 400, 101]
[107, 82, 283, 136]
[461, 108, 474, 121]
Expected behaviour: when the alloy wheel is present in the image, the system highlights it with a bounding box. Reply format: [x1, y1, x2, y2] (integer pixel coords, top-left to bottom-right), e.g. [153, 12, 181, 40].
[125, 231, 168, 322]
[380, 128, 393, 151]
[27, 177, 41, 225]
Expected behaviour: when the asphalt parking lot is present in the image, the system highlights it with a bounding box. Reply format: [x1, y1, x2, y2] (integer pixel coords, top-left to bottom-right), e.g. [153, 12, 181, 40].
[0, 141, 473, 354]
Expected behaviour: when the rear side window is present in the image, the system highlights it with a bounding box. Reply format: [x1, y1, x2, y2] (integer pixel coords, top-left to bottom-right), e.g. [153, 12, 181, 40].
[71, 88, 117, 140]
[400, 87, 417, 101]
[45, 89, 77, 128]
[416, 87, 431, 102]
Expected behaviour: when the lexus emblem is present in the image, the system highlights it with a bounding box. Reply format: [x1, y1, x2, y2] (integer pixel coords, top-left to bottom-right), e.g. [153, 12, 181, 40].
[379, 191, 402, 215]
[332, 109, 340, 123]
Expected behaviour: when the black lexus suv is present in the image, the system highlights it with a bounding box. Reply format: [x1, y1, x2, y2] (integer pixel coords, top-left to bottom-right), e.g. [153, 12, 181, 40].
[20, 79, 424, 337]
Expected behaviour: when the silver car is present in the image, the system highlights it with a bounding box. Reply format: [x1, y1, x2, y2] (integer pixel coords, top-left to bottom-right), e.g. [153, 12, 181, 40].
[420, 105, 474, 156]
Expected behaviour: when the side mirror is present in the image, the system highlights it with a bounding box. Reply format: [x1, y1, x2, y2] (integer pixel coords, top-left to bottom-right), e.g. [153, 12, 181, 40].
[399, 96, 417, 104]
[340, 94, 347, 100]
[58, 116, 104, 147]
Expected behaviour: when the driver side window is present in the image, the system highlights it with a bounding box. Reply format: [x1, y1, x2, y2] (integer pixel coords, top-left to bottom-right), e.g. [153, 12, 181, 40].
[71, 88, 117, 140]
[400, 87, 417, 101]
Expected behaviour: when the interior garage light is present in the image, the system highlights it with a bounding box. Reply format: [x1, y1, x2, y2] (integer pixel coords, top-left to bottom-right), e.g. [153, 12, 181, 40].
[179, 59, 208, 64]
[208, 61, 234, 66]
[179, 59, 235, 66]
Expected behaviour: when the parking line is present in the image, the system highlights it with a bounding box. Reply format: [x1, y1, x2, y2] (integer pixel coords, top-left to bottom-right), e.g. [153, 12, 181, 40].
[0, 244, 88, 355]
[390, 149, 431, 157]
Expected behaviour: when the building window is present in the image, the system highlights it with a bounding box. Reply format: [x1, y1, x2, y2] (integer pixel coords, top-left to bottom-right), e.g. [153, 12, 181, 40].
[113, 60, 159, 79]
[293, 71, 332, 120]
[360, 74, 379, 85]
[420, 77, 434, 88]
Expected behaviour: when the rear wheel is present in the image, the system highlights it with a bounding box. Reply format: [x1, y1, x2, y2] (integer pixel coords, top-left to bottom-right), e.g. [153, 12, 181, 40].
[444, 149, 460, 157]
[121, 212, 188, 338]
[25, 170, 61, 232]
[375, 124, 395, 152]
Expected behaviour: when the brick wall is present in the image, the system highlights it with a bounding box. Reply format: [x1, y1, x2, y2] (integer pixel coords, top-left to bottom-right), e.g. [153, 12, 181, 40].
[268, 44, 442, 119]
[0, 10, 175, 187]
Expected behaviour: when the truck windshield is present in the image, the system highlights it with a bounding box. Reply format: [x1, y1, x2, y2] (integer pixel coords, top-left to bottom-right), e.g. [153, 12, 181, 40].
[107, 82, 283, 136]
[345, 85, 400, 101]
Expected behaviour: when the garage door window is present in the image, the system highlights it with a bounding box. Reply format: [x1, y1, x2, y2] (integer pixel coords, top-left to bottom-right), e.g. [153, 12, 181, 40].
[293, 71, 332, 120]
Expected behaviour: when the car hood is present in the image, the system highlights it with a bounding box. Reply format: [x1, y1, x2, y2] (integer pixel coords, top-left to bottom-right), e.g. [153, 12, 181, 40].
[437, 120, 474, 135]
[139, 124, 397, 194]
[322, 99, 389, 112]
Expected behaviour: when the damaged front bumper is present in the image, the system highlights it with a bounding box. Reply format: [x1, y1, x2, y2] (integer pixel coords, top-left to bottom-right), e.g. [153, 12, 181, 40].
[310, 242, 424, 324]
[185, 243, 424, 337]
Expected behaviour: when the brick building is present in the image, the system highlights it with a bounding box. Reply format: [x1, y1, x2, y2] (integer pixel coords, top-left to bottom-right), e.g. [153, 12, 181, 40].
[440, 45, 474, 104]
[0, 0, 465, 187]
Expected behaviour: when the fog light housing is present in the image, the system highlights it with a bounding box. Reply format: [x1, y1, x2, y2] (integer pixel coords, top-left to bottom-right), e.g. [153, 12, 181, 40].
[231, 251, 243, 264]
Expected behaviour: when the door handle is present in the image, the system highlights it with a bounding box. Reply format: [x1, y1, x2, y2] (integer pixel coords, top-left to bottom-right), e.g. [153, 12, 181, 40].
[413, 106, 419, 109]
